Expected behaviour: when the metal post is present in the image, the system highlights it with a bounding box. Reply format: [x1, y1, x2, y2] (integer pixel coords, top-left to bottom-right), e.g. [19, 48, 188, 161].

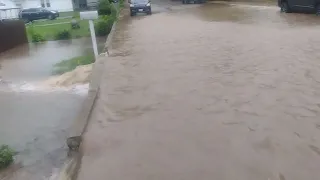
[88, 20, 98, 60]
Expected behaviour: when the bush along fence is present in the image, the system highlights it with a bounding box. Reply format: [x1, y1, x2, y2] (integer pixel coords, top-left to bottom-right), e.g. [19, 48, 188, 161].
[27, 0, 122, 42]
[95, 0, 119, 36]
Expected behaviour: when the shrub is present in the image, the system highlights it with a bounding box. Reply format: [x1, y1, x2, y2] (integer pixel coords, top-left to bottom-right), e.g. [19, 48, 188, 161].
[119, 0, 124, 8]
[29, 26, 46, 42]
[54, 29, 71, 40]
[0, 145, 14, 169]
[31, 33, 46, 42]
[98, 0, 113, 16]
[94, 16, 114, 36]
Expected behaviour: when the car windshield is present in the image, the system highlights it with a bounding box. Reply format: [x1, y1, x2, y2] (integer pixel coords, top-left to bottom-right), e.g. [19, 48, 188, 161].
[131, 0, 148, 4]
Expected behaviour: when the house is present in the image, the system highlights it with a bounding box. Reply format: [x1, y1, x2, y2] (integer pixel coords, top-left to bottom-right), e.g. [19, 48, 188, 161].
[16, 0, 74, 12]
[0, 0, 20, 19]
[1, 0, 98, 14]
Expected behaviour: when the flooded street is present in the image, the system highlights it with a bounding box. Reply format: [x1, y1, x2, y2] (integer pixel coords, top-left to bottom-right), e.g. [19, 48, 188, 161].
[0, 92, 84, 180]
[79, 1, 320, 180]
[0, 37, 106, 81]
[0, 37, 105, 179]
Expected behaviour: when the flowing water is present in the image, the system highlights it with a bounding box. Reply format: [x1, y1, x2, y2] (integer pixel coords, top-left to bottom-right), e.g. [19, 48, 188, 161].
[0, 37, 105, 180]
[79, 1, 320, 180]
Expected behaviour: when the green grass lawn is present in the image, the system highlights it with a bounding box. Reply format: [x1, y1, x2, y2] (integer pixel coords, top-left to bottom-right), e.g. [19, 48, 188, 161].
[31, 11, 80, 26]
[27, 19, 91, 41]
[31, 18, 77, 26]
[26, 11, 90, 41]
[53, 53, 94, 74]
[59, 11, 80, 18]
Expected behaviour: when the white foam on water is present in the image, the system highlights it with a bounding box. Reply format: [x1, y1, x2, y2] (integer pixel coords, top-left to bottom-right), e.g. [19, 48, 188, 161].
[70, 83, 90, 95]
[0, 64, 93, 95]
[230, 4, 278, 10]
[0, 79, 89, 95]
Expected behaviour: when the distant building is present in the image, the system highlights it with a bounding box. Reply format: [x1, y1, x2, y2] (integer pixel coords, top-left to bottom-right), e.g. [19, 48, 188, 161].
[1, 0, 98, 13]
[14, 0, 73, 12]
[0, 0, 19, 19]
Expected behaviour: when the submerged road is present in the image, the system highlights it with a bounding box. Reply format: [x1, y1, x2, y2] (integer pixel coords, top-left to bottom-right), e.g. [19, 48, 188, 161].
[79, 2, 320, 180]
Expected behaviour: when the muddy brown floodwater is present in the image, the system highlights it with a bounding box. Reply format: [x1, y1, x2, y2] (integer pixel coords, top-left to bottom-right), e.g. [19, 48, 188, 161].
[79, 2, 320, 180]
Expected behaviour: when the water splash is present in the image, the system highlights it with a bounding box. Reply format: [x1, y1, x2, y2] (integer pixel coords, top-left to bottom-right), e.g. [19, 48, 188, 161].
[0, 64, 92, 95]
[230, 3, 278, 10]
[0, 79, 89, 95]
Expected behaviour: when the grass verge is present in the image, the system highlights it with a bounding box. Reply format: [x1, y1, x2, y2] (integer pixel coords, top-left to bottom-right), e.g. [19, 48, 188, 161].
[30, 18, 78, 26]
[59, 11, 80, 18]
[53, 54, 94, 75]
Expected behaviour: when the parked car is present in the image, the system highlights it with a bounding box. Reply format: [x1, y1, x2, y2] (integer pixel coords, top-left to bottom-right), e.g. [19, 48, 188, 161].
[278, 0, 320, 15]
[182, 0, 206, 4]
[129, 0, 151, 16]
[19, 8, 59, 22]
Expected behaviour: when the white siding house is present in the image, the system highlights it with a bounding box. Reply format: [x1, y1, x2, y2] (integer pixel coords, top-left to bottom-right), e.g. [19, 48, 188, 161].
[0, 0, 19, 19]
[0, 0, 98, 19]
[19, 0, 73, 12]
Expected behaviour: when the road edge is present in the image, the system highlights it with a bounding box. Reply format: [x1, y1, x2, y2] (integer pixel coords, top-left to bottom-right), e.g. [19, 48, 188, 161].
[54, 12, 121, 180]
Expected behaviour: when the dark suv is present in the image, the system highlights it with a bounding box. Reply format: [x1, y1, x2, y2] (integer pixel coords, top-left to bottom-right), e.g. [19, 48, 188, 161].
[19, 8, 59, 22]
[129, 0, 151, 16]
[279, 0, 320, 14]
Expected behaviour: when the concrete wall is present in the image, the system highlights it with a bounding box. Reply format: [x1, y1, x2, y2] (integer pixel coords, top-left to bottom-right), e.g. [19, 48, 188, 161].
[0, 20, 27, 53]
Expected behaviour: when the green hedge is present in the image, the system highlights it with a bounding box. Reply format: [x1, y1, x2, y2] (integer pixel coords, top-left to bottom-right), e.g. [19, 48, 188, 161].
[29, 25, 46, 42]
[98, 0, 113, 16]
[95, 15, 115, 36]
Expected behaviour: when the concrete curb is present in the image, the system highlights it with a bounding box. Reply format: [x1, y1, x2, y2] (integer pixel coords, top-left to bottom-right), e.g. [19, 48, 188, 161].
[55, 11, 122, 180]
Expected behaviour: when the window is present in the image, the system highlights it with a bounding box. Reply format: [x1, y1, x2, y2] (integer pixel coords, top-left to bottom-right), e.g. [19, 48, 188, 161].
[40, 0, 45, 7]
[46, 0, 51, 7]
[39, 0, 50, 8]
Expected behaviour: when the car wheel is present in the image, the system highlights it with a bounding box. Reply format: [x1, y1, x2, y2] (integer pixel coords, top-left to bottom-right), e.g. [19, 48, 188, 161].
[182, 0, 185, 4]
[23, 18, 30, 23]
[316, 4, 320, 15]
[280, 1, 290, 13]
[48, 14, 54, 20]
[130, 12, 135, 16]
